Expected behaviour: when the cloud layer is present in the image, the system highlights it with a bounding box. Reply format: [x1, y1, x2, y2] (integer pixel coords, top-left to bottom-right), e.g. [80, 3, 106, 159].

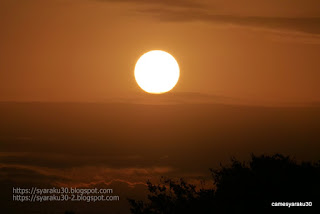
[99, 0, 320, 35]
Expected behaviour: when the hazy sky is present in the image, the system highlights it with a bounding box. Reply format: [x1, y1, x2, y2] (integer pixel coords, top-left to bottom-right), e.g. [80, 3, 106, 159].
[1, 0, 320, 104]
[1, 2, 320, 212]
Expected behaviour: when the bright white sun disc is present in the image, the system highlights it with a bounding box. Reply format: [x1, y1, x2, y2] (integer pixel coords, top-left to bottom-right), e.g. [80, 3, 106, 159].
[134, 50, 180, 94]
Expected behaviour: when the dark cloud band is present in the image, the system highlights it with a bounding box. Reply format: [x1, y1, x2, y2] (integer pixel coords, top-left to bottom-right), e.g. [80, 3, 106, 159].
[98, 0, 320, 34]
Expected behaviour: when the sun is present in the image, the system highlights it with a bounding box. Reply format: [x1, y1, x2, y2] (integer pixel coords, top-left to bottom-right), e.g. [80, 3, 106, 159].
[134, 50, 180, 94]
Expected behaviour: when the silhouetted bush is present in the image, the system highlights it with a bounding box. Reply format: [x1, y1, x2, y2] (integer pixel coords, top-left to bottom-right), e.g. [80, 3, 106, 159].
[129, 154, 320, 213]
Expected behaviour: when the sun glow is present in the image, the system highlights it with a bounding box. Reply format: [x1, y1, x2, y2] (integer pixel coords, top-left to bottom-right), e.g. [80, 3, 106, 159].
[134, 50, 180, 94]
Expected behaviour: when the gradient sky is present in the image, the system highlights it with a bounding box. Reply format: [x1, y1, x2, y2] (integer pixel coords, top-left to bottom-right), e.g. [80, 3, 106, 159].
[1, 0, 320, 104]
[1, 2, 320, 213]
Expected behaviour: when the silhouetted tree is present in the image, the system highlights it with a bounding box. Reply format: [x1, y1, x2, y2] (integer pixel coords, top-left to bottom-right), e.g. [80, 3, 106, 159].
[129, 154, 320, 213]
[128, 178, 214, 214]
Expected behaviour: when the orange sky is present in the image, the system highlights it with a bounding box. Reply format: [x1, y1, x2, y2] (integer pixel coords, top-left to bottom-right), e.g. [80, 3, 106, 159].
[1, 0, 320, 105]
[1, 2, 320, 213]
